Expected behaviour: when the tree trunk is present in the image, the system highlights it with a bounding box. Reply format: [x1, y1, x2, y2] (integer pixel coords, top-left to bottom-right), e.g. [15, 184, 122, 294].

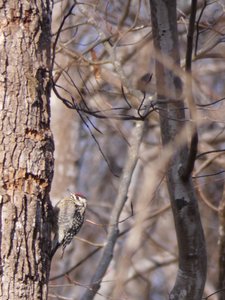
[149, 0, 207, 299]
[218, 193, 225, 300]
[0, 1, 54, 299]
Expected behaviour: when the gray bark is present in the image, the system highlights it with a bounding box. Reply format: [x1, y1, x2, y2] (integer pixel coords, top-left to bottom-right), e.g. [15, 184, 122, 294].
[0, 1, 54, 299]
[149, 0, 207, 299]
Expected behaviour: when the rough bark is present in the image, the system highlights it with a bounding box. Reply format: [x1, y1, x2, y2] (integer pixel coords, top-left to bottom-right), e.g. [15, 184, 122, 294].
[0, 1, 54, 299]
[149, 0, 207, 299]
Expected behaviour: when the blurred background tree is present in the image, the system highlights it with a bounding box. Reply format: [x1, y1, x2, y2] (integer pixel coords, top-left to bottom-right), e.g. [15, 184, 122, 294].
[49, 1, 225, 299]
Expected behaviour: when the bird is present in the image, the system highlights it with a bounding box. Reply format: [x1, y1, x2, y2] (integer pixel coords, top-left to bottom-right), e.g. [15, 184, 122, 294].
[51, 193, 87, 258]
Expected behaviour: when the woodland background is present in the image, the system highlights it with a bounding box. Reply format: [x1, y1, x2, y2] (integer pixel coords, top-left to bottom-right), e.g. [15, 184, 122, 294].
[0, 0, 222, 299]
[49, 1, 225, 299]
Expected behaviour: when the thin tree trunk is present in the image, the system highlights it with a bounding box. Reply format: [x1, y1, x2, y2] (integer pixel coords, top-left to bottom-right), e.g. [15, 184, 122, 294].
[0, 1, 54, 299]
[218, 192, 225, 300]
[149, 1, 207, 299]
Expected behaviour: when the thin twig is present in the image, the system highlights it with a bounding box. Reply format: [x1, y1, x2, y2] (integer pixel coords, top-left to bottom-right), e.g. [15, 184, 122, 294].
[195, 0, 207, 56]
[51, 4, 76, 72]
[50, 248, 100, 281]
[196, 186, 218, 212]
[180, 0, 198, 181]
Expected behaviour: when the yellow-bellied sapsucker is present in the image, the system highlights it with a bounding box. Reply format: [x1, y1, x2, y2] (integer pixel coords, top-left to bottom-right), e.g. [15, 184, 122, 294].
[51, 193, 87, 257]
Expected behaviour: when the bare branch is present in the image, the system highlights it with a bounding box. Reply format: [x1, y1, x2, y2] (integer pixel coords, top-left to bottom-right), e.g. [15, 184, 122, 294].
[180, 0, 198, 181]
[80, 121, 145, 300]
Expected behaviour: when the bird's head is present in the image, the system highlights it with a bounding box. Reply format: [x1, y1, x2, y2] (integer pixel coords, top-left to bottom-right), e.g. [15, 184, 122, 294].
[71, 193, 87, 210]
